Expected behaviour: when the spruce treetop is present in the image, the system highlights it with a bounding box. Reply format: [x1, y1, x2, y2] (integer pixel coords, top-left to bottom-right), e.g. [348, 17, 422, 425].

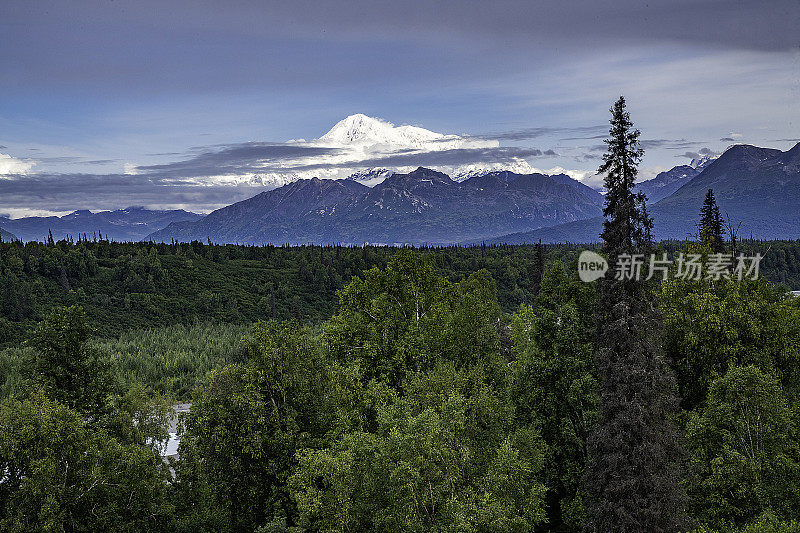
[599, 96, 652, 255]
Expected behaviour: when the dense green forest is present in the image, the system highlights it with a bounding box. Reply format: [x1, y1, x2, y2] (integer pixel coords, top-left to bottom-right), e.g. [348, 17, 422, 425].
[1, 236, 798, 346]
[2, 245, 800, 531]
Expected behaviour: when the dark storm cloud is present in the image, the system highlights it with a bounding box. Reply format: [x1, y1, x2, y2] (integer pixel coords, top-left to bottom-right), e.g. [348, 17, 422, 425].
[137, 143, 344, 178]
[3, 0, 795, 96]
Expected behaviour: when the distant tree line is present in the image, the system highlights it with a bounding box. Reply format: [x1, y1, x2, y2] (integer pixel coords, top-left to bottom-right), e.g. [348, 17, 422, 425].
[0, 236, 798, 347]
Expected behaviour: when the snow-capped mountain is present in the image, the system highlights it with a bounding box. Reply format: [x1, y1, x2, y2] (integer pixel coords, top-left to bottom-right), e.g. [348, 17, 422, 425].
[347, 162, 541, 188]
[318, 113, 493, 151]
[136, 114, 544, 192]
[300, 114, 534, 186]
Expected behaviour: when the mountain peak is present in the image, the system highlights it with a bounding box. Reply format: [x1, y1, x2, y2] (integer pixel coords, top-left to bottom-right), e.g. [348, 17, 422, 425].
[784, 141, 800, 158]
[408, 166, 452, 181]
[377, 167, 454, 191]
[318, 114, 446, 147]
[720, 143, 777, 157]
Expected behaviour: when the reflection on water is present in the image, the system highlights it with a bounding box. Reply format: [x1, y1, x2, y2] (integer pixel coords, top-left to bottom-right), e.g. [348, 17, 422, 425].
[163, 402, 191, 458]
[165, 433, 180, 456]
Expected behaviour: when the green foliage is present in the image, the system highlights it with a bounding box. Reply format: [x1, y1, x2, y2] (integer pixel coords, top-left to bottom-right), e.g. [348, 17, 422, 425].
[686, 366, 800, 528]
[660, 276, 800, 410]
[586, 96, 688, 532]
[0, 238, 796, 349]
[598, 95, 651, 252]
[28, 305, 113, 415]
[175, 319, 327, 532]
[287, 254, 547, 531]
[0, 240, 563, 348]
[291, 361, 547, 533]
[2, 238, 800, 532]
[324, 251, 502, 387]
[699, 189, 725, 253]
[0, 346, 35, 399]
[0, 393, 174, 532]
[510, 263, 597, 529]
[692, 512, 800, 532]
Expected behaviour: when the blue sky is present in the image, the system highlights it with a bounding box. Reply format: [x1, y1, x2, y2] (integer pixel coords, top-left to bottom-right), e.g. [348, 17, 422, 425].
[0, 0, 798, 216]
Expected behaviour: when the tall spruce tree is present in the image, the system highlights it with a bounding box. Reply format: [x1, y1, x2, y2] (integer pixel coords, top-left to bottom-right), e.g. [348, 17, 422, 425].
[583, 96, 688, 533]
[699, 188, 725, 252]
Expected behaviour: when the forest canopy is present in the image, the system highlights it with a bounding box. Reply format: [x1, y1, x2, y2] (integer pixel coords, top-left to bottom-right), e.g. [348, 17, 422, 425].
[1, 241, 800, 531]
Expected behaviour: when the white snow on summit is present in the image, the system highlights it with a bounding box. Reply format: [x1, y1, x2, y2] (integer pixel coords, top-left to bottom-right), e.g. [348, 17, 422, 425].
[318, 114, 494, 152]
[314, 114, 539, 186]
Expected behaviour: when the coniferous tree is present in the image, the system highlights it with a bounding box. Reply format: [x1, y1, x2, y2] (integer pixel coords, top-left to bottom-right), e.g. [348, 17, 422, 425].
[699, 188, 725, 252]
[583, 96, 688, 533]
[530, 239, 545, 296]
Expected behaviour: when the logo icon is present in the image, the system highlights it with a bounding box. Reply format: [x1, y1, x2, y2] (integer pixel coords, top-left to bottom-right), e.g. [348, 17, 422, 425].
[578, 250, 608, 282]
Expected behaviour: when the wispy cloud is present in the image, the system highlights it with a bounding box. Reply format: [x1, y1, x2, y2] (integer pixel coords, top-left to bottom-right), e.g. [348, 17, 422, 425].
[676, 147, 719, 160]
[137, 143, 345, 178]
[474, 125, 607, 142]
[639, 139, 703, 150]
[0, 172, 266, 215]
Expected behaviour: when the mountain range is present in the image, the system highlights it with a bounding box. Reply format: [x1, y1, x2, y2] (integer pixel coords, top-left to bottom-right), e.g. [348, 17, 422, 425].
[0, 207, 201, 243]
[148, 168, 602, 245]
[3, 139, 798, 246]
[486, 142, 800, 243]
